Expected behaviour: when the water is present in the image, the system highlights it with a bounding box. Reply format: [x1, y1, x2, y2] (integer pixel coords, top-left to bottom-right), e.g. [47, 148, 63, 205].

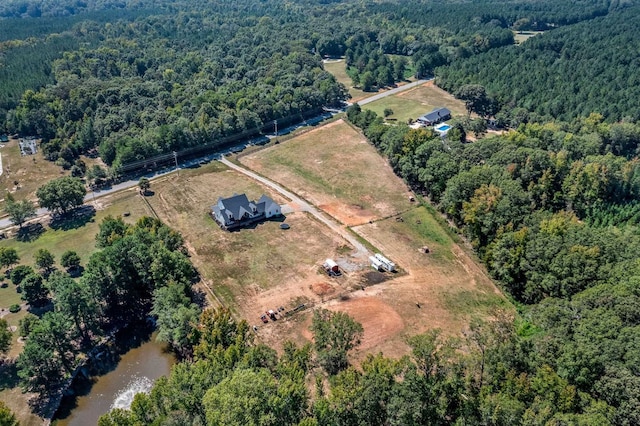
[54, 334, 174, 425]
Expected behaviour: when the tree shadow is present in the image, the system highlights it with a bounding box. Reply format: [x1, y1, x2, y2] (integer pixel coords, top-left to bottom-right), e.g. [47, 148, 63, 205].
[49, 206, 96, 231]
[67, 266, 85, 278]
[16, 223, 45, 242]
[0, 360, 20, 390]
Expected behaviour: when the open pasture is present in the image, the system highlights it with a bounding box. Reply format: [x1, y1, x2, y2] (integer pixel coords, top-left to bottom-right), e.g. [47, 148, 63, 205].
[240, 119, 414, 226]
[234, 121, 510, 359]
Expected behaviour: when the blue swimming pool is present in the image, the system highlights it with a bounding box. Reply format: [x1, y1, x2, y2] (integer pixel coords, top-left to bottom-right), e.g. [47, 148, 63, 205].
[435, 124, 451, 131]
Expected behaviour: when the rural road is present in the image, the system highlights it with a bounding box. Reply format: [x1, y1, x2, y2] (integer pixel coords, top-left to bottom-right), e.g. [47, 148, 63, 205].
[218, 157, 370, 259]
[0, 79, 428, 231]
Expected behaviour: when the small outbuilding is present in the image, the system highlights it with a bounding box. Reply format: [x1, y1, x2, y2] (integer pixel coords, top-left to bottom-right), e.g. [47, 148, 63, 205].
[323, 258, 339, 273]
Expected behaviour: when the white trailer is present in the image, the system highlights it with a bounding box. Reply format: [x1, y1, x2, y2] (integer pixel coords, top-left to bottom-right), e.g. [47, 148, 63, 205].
[369, 256, 385, 271]
[374, 253, 396, 272]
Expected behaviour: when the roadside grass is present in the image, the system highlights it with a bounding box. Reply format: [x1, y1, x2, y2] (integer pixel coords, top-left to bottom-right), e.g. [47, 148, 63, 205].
[0, 137, 67, 211]
[363, 82, 468, 123]
[144, 163, 343, 315]
[240, 119, 413, 224]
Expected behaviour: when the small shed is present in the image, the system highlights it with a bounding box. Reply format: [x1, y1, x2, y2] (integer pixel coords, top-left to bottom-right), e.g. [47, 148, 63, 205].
[323, 258, 339, 273]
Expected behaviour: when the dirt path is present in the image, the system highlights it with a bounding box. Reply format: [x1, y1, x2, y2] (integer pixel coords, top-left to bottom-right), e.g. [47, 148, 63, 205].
[218, 156, 369, 259]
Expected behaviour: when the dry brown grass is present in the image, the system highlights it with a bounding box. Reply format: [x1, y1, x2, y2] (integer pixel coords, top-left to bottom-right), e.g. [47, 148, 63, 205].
[0, 137, 67, 211]
[235, 122, 510, 360]
[142, 163, 359, 321]
[240, 119, 414, 226]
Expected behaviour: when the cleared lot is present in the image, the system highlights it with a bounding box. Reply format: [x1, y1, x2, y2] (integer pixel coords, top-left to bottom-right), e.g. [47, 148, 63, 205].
[240, 119, 414, 226]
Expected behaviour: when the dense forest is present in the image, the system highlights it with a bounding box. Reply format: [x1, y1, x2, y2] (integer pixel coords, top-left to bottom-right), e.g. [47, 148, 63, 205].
[438, 3, 640, 122]
[346, 105, 640, 425]
[14, 217, 199, 396]
[3, 0, 640, 423]
[1, 0, 628, 172]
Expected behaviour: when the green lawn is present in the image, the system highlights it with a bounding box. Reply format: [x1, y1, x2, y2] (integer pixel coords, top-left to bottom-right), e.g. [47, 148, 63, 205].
[364, 96, 431, 124]
[363, 83, 469, 123]
[323, 59, 369, 101]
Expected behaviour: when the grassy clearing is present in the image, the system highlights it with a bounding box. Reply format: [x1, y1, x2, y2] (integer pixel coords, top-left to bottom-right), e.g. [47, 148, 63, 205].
[440, 288, 510, 320]
[363, 82, 468, 123]
[323, 60, 369, 102]
[513, 30, 544, 44]
[0, 138, 68, 210]
[143, 163, 345, 316]
[240, 119, 413, 226]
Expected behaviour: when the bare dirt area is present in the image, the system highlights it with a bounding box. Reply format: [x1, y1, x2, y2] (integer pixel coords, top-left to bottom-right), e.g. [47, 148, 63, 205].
[240, 119, 414, 226]
[265, 204, 509, 361]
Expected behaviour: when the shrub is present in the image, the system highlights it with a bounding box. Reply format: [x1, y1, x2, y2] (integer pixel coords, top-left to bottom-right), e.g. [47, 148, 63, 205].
[9, 304, 21, 313]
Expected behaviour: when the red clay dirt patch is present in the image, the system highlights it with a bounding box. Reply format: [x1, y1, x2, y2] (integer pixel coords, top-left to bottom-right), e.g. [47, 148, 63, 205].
[302, 296, 405, 353]
[311, 281, 335, 296]
[318, 202, 377, 227]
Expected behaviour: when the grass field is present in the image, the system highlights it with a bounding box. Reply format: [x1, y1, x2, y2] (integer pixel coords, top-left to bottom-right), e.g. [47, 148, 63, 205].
[240, 119, 414, 226]
[142, 162, 356, 321]
[513, 30, 544, 44]
[363, 81, 469, 123]
[323, 60, 369, 102]
[0, 137, 67, 211]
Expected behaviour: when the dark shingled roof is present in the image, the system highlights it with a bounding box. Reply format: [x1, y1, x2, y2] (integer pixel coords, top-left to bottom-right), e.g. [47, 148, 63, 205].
[419, 107, 451, 123]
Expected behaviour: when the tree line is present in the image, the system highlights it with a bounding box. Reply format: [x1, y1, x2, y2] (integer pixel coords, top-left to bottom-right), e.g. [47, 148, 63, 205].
[5, 216, 199, 396]
[347, 105, 640, 424]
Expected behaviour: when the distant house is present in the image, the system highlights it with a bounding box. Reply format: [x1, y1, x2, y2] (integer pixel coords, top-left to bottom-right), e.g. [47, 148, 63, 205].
[417, 107, 451, 126]
[211, 193, 281, 230]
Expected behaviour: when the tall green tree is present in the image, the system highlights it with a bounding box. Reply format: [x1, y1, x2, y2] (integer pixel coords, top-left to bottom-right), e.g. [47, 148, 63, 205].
[455, 84, 496, 118]
[0, 318, 11, 356]
[36, 176, 86, 215]
[310, 309, 363, 375]
[34, 248, 55, 274]
[21, 273, 49, 307]
[0, 247, 19, 271]
[5, 196, 36, 229]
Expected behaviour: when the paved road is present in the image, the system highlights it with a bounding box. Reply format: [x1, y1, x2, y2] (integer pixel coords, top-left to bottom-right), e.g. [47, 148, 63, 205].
[357, 79, 430, 106]
[218, 157, 370, 259]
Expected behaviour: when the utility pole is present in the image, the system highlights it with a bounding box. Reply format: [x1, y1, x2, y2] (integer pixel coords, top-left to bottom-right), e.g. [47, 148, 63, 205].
[173, 151, 179, 177]
[274, 120, 278, 142]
